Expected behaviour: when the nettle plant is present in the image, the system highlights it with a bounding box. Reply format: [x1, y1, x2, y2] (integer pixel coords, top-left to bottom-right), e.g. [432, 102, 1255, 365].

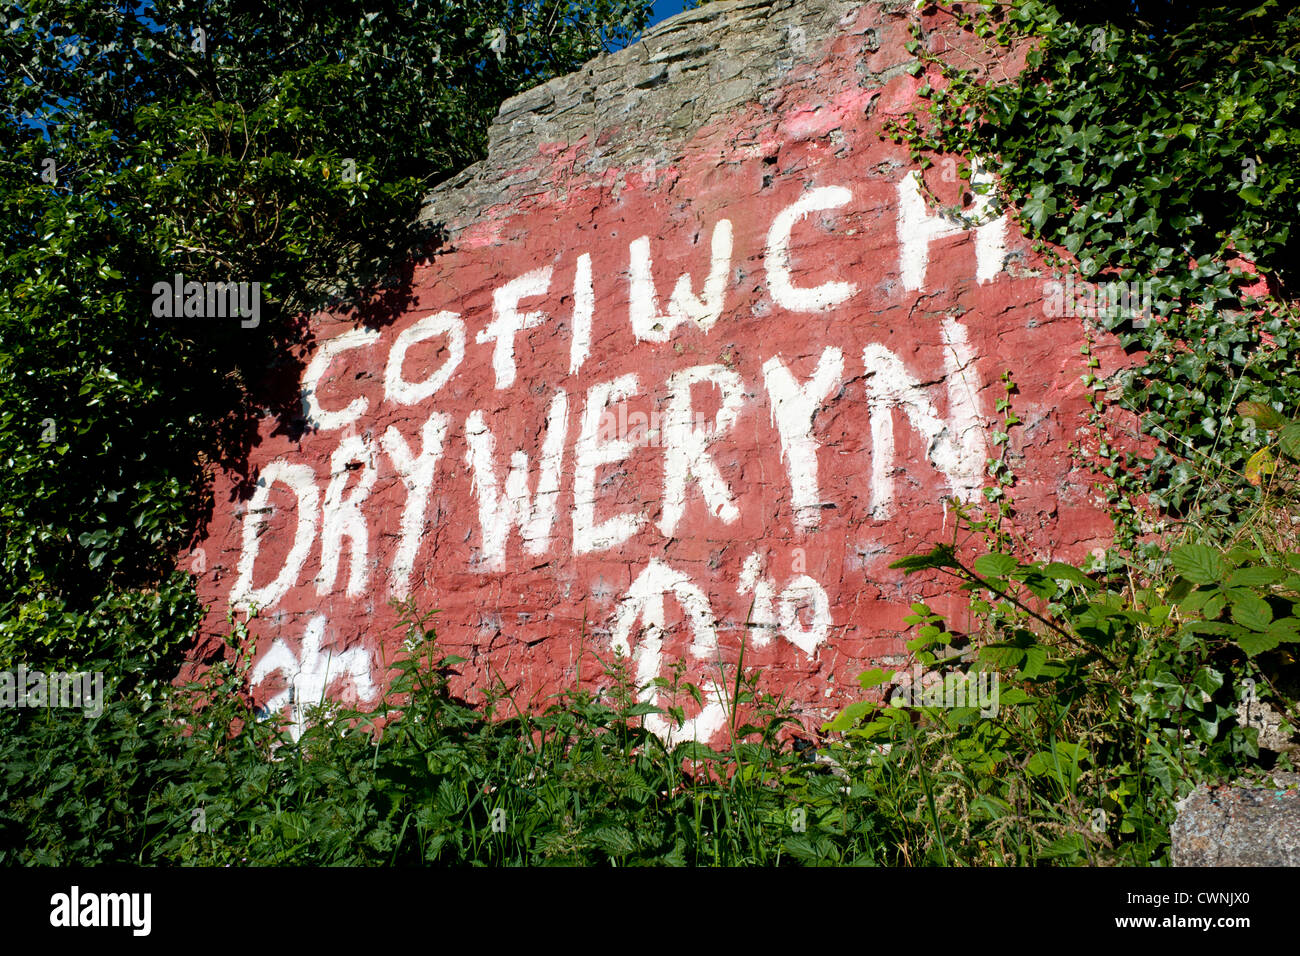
[826, 523, 1298, 865]
[824, 380, 1299, 864]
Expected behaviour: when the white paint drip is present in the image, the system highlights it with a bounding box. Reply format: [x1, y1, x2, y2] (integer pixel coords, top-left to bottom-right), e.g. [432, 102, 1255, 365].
[384, 311, 464, 406]
[628, 219, 732, 342]
[463, 391, 569, 571]
[380, 411, 450, 597]
[477, 265, 552, 388]
[658, 364, 744, 537]
[761, 347, 844, 529]
[765, 186, 858, 312]
[231, 460, 320, 612]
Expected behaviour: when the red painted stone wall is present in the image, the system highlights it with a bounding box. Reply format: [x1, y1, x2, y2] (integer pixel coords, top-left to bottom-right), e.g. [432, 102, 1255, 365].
[184, 0, 1126, 742]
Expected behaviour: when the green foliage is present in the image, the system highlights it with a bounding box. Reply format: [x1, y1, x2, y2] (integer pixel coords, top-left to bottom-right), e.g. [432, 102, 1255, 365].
[852, 5, 1300, 865]
[7, 0, 1300, 868]
[893, 1, 1300, 541]
[0, 602, 887, 866]
[1238, 400, 1300, 489]
[0, 0, 653, 673]
[820, 521, 1298, 865]
[816, 334, 1300, 864]
[5, 525, 1294, 866]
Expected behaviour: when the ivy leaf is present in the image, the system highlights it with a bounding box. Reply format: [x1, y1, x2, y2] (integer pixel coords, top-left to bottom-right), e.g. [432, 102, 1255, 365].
[1244, 447, 1276, 486]
[1237, 401, 1286, 429]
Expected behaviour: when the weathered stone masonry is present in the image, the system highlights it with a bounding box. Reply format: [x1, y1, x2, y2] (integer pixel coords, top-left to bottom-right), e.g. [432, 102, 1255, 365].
[186, 0, 1129, 742]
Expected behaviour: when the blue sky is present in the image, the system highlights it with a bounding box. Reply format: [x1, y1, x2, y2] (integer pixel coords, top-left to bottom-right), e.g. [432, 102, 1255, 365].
[650, 1, 692, 26]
